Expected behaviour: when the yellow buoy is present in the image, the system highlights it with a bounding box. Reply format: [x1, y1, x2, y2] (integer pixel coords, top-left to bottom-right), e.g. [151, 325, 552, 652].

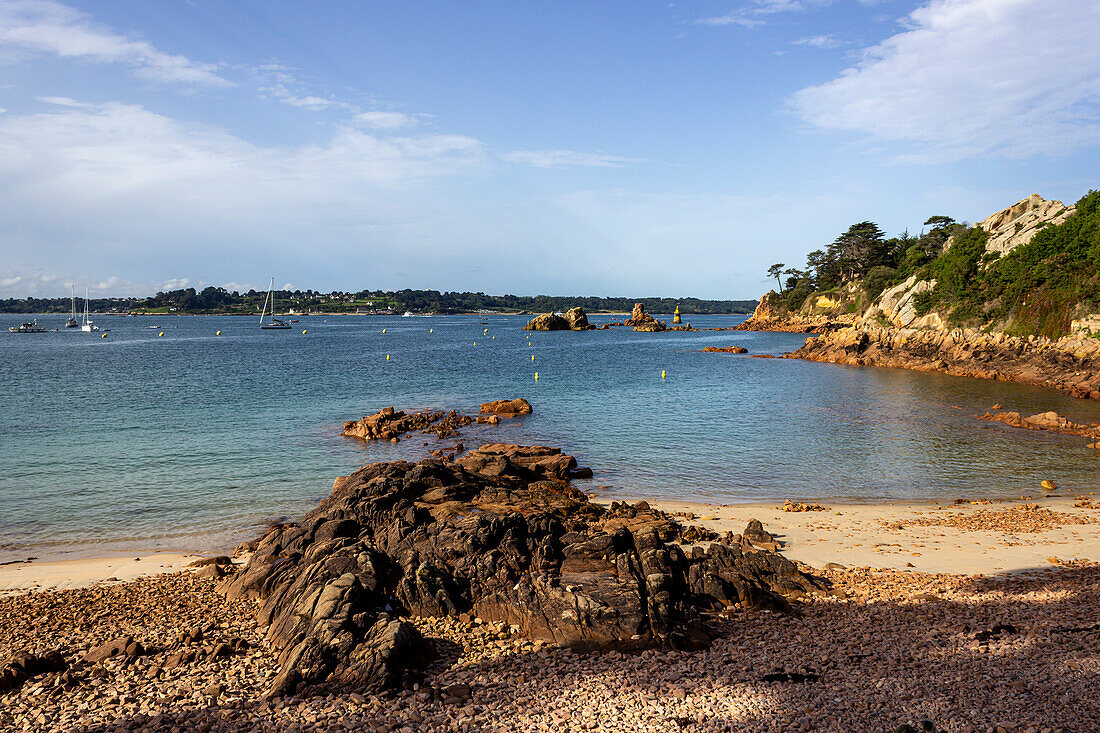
[382, 328, 386, 333]
[473, 341, 477, 346]
[216, 330, 221, 335]
[101, 333, 107, 338]
[531, 354, 535, 361]
[492, 336, 495, 340]
[534, 372, 539, 381]
[386, 354, 390, 361]
[302, 329, 307, 334]
[429, 328, 433, 333]
[159, 332, 164, 337]
[661, 370, 666, 379]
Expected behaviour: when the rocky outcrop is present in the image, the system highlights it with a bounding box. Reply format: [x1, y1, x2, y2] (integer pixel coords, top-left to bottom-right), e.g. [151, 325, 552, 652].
[625, 303, 669, 332]
[563, 307, 591, 330]
[0, 650, 66, 693]
[479, 398, 533, 416]
[222, 449, 824, 697]
[980, 194, 1075, 256]
[703, 346, 748, 354]
[736, 291, 849, 333]
[789, 326, 1100, 400]
[980, 410, 1100, 448]
[342, 407, 473, 442]
[870, 276, 945, 330]
[524, 308, 594, 331]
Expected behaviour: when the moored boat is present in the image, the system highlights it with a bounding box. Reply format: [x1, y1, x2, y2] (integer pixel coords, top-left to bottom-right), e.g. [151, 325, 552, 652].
[9, 319, 47, 333]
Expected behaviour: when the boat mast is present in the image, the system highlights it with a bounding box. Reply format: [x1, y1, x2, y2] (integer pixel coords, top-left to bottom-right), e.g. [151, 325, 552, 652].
[71, 284, 75, 319]
[83, 287, 89, 325]
[260, 279, 271, 325]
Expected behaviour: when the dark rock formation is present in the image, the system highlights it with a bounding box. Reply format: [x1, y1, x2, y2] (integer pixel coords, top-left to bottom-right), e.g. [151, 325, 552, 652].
[0, 650, 66, 693]
[703, 346, 748, 354]
[223, 449, 824, 697]
[979, 410, 1100, 449]
[342, 407, 473, 442]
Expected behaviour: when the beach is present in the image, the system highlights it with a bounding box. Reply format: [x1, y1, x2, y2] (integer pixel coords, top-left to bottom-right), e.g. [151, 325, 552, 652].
[2, 493, 1098, 732]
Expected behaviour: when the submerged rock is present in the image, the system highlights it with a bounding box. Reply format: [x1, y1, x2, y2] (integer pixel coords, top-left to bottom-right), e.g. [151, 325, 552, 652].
[479, 398, 533, 416]
[223, 448, 823, 697]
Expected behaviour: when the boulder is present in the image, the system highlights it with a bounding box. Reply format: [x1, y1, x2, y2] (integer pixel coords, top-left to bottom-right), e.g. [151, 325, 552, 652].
[83, 636, 144, 664]
[223, 449, 824, 697]
[563, 307, 591, 330]
[0, 651, 66, 693]
[523, 313, 570, 331]
[342, 407, 472, 441]
[479, 398, 533, 416]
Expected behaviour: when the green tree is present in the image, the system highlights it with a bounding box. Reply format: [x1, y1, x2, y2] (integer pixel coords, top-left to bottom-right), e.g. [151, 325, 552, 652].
[767, 263, 786, 290]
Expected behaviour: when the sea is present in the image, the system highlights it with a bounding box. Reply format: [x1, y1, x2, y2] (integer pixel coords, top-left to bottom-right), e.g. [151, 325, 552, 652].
[3, 312, 1099, 562]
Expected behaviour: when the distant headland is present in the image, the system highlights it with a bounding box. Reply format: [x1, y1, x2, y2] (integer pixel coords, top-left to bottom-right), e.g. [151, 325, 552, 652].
[0, 289, 757, 317]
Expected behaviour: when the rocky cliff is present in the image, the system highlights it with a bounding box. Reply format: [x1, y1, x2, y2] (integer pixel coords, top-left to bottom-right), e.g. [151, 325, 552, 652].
[750, 192, 1100, 397]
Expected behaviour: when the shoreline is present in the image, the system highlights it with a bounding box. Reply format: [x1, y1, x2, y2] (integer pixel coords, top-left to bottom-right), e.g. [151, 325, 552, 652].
[5, 494, 1096, 595]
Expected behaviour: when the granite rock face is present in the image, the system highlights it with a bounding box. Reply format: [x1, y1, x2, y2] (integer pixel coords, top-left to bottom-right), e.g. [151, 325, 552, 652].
[223, 449, 824, 697]
[790, 325, 1100, 400]
[980, 193, 1075, 256]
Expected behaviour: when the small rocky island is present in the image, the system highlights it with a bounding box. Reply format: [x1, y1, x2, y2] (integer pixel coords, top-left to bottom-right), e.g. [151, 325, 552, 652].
[222, 442, 823, 697]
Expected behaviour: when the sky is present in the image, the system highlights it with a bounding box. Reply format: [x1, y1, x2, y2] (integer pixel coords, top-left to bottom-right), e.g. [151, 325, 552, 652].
[1, 0, 1098, 300]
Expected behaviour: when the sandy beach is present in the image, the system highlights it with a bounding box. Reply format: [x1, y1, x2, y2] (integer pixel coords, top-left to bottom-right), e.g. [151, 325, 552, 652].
[0, 553, 203, 597]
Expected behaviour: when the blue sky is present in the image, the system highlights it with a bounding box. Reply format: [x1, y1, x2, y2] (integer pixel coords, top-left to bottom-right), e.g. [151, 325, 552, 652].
[1, 0, 1098, 299]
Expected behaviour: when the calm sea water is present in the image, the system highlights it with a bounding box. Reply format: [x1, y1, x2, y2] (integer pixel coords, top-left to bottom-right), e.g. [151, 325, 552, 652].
[3, 312, 1100, 561]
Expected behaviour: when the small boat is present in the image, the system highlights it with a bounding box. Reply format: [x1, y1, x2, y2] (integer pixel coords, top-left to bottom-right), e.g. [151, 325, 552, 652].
[259, 277, 291, 330]
[9, 319, 47, 333]
[147, 325, 160, 329]
[80, 288, 100, 332]
[402, 311, 413, 317]
[65, 285, 78, 328]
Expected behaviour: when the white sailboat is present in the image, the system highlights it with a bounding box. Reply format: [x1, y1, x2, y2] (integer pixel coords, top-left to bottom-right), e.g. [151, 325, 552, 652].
[259, 277, 291, 330]
[80, 288, 99, 332]
[66, 284, 79, 328]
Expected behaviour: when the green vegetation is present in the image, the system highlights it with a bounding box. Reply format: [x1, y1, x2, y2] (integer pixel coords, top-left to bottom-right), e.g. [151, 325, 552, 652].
[914, 190, 1100, 337]
[764, 189, 1099, 338]
[765, 214, 960, 315]
[0, 288, 756, 316]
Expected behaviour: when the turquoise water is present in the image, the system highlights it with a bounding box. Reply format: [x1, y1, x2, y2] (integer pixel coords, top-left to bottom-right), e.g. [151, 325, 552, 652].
[3, 313, 1100, 561]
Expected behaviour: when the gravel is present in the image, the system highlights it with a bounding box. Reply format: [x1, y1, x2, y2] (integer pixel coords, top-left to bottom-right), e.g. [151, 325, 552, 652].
[2, 562, 1097, 732]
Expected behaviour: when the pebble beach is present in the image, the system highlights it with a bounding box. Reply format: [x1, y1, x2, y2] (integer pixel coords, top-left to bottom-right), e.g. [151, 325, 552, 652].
[3, 496, 1098, 733]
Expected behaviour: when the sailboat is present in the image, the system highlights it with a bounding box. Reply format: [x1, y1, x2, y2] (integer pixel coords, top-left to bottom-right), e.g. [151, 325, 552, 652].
[80, 288, 99, 332]
[66, 285, 79, 328]
[259, 278, 291, 330]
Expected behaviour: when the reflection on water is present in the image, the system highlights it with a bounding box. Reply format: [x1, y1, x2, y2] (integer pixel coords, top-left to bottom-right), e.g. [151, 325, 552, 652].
[2, 313, 1098, 560]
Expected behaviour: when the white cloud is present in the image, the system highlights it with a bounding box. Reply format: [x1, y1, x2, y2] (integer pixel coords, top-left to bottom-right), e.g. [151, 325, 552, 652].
[0, 0, 232, 87]
[793, 34, 849, 49]
[697, 0, 837, 27]
[790, 0, 1100, 160]
[352, 111, 420, 130]
[502, 149, 639, 169]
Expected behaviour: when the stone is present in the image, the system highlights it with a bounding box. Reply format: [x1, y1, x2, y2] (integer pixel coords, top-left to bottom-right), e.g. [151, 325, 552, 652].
[342, 407, 473, 441]
[83, 637, 143, 664]
[479, 398, 533, 416]
[223, 447, 823, 696]
[563, 307, 591, 330]
[0, 651, 66, 692]
[523, 313, 570, 331]
[703, 346, 748, 354]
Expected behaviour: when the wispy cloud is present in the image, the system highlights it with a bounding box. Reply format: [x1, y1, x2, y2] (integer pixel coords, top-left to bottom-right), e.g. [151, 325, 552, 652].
[697, 0, 837, 27]
[0, 0, 232, 87]
[793, 34, 849, 49]
[790, 0, 1100, 161]
[502, 149, 640, 169]
[352, 111, 422, 130]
